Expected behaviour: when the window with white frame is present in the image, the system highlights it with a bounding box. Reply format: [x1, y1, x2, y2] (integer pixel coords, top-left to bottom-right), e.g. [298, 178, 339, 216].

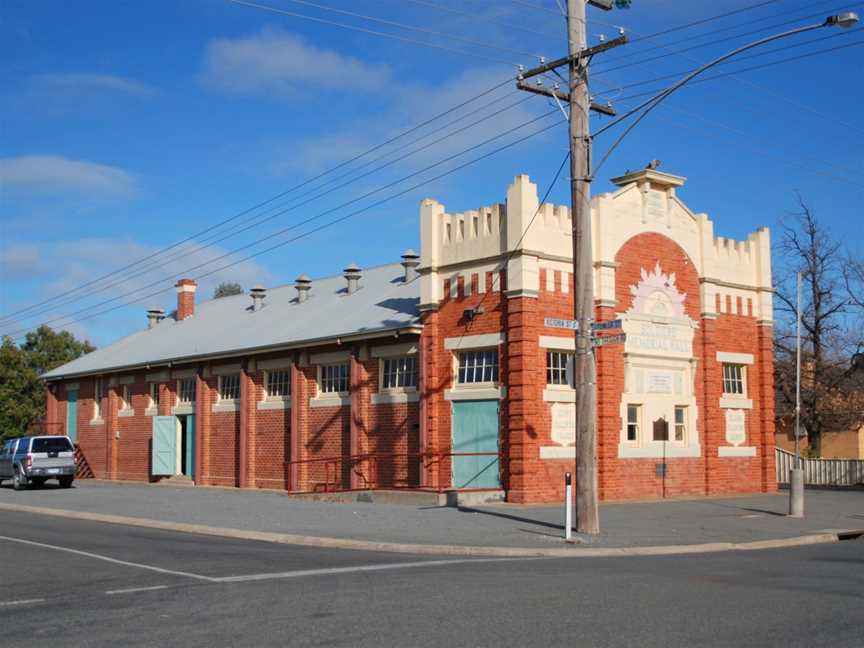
[265, 369, 291, 398]
[381, 356, 417, 390]
[120, 385, 131, 411]
[457, 350, 499, 385]
[320, 362, 349, 394]
[722, 363, 746, 396]
[546, 351, 574, 387]
[94, 377, 103, 419]
[219, 373, 240, 401]
[149, 383, 160, 408]
[626, 404, 640, 442]
[178, 377, 196, 404]
[674, 406, 687, 442]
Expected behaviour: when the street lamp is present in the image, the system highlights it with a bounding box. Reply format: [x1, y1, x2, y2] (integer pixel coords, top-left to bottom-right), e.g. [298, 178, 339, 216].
[589, 13, 860, 179]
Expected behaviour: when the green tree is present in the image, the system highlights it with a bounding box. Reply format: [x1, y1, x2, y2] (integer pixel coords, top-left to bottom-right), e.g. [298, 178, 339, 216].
[0, 326, 94, 442]
[213, 282, 243, 299]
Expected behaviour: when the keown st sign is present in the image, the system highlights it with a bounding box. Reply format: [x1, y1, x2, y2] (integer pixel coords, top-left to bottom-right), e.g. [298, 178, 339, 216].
[543, 318, 623, 331]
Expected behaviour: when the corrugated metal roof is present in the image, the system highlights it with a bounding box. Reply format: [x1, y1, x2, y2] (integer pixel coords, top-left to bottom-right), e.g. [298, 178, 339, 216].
[43, 263, 420, 379]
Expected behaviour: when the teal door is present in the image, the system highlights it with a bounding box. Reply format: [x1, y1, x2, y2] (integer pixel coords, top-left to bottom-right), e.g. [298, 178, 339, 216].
[184, 414, 195, 477]
[452, 400, 500, 489]
[66, 390, 78, 443]
[152, 416, 177, 476]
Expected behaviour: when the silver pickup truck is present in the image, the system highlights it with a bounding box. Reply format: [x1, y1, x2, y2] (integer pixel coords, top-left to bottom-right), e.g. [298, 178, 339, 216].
[0, 435, 76, 490]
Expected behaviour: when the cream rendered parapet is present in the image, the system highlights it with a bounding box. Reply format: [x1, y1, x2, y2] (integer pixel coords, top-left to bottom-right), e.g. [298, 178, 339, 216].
[591, 168, 772, 323]
[419, 170, 771, 320]
[419, 175, 573, 307]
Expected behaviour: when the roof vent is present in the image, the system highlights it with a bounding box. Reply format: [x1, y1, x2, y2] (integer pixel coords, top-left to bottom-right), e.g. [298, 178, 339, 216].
[146, 307, 165, 329]
[343, 263, 362, 295]
[401, 250, 420, 282]
[295, 275, 312, 303]
[250, 285, 266, 311]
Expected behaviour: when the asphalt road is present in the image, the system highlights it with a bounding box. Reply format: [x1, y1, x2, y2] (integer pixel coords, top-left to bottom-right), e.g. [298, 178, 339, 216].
[1, 511, 862, 648]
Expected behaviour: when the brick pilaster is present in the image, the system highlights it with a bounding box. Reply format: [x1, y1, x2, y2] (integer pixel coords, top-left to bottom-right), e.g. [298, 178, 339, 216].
[419, 309, 439, 488]
[349, 352, 370, 489]
[106, 385, 119, 480]
[194, 373, 205, 483]
[757, 324, 777, 492]
[505, 296, 541, 503]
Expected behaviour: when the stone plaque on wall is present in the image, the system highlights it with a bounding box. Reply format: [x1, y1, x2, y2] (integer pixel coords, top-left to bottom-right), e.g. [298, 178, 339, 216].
[725, 409, 746, 447]
[647, 372, 673, 394]
[550, 402, 576, 447]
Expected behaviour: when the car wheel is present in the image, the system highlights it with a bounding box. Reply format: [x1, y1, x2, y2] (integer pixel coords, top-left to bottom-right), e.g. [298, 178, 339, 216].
[12, 469, 27, 491]
[59, 476, 73, 489]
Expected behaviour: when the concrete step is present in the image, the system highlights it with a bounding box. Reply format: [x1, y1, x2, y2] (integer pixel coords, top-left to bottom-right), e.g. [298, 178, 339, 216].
[155, 475, 196, 487]
[288, 489, 447, 507]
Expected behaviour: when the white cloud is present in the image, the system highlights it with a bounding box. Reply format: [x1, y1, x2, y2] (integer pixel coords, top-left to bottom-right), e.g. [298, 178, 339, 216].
[0, 244, 45, 279]
[30, 73, 157, 97]
[279, 66, 549, 175]
[202, 28, 391, 96]
[0, 155, 137, 198]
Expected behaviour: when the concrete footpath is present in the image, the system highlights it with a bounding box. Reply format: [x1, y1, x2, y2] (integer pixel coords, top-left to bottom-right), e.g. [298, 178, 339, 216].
[1, 480, 862, 556]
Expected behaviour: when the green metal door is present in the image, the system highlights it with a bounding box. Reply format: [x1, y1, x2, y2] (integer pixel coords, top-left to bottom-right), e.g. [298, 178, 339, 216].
[152, 416, 177, 476]
[452, 400, 500, 489]
[184, 414, 195, 477]
[66, 390, 78, 442]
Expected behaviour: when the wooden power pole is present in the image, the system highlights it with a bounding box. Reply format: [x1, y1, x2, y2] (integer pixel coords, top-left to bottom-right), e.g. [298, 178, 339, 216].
[567, 0, 598, 536]
[517, 1, 626, 535]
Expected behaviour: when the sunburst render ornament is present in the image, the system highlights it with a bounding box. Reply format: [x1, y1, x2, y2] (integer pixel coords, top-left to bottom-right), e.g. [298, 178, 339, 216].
[626, 262, 688, 320]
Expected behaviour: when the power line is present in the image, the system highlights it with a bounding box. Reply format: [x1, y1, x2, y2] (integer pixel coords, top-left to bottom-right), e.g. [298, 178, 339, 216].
[2, 93, 537, 328]
[610, 37, 864, 101]
[596, 18, 864, 76]
[4, 111, 563, 339]
[227, 0, 520, 66]
[9, 118, 564, 342]
[261, 0, 548, 59]
[597, 1, 860, 65]
[402, 0, 561, 37]
[0, 76, 516, 324]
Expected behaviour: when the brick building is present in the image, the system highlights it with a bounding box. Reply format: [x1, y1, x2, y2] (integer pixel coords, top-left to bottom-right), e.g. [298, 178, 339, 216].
[43, 167, 777, 502]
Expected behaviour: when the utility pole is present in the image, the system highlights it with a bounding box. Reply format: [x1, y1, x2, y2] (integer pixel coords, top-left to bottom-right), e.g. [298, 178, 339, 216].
[567, 0, 598, 536]
[516, 1, 626, 535]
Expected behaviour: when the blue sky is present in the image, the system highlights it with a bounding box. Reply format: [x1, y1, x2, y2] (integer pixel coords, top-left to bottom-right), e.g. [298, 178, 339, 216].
[1, 0, 862, 346]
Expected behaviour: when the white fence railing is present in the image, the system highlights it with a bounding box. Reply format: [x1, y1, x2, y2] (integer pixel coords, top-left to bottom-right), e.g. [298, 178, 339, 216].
[776, 447, 864, 486]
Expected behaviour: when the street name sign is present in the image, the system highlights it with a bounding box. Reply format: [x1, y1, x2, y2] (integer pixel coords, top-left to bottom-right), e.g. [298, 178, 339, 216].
[591, 333, 627, 348]
[544, 317, 578, 330]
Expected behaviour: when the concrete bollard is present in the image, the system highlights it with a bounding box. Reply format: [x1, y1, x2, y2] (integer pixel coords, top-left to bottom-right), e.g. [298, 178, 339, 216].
[564, 472, 572, 541]
[788, 468, 804, 518]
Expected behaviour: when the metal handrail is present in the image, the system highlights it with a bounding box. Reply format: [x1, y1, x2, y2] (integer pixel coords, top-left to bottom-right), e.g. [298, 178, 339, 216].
[284, 450, 501, 494]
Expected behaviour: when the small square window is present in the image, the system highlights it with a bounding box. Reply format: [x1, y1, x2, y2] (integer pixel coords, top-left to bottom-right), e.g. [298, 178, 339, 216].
[266, 369, 291, 398]
[674, 406, 687, 442]
[120, 385, 131, 411]
[94, 377, 103, 419]
[219, 374, 240, 401]
[320, 363, 349, 394]
[626, 404, 640, 442]
[178, 378, 196, 404]
[546, 351, 574, 387]
[457, 350, 499, 385]
[722, 363, 746, 396]
[149, 383, 161, 408]
[382, 356, 417, 390]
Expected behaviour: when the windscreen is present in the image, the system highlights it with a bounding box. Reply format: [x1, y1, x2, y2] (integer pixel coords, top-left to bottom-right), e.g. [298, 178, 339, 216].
[31, 438, 74, 453]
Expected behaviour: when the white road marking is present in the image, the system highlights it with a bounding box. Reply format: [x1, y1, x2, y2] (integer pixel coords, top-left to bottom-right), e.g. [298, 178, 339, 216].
[0, 535, 215, 582]
[214, 557, 527, 583]
[0, 598, 46, 607]
[105, 585, 170, 595]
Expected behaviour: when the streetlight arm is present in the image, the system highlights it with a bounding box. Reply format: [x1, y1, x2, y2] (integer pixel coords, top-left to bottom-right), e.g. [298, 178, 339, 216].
[588, 19, 836, 181]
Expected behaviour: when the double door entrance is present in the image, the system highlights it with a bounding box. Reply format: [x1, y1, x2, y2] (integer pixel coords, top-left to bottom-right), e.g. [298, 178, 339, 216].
[151, 415, 195, 478]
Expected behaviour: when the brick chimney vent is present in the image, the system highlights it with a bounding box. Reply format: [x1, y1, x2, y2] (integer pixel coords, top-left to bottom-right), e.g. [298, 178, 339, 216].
[175, 278, 197, 320]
